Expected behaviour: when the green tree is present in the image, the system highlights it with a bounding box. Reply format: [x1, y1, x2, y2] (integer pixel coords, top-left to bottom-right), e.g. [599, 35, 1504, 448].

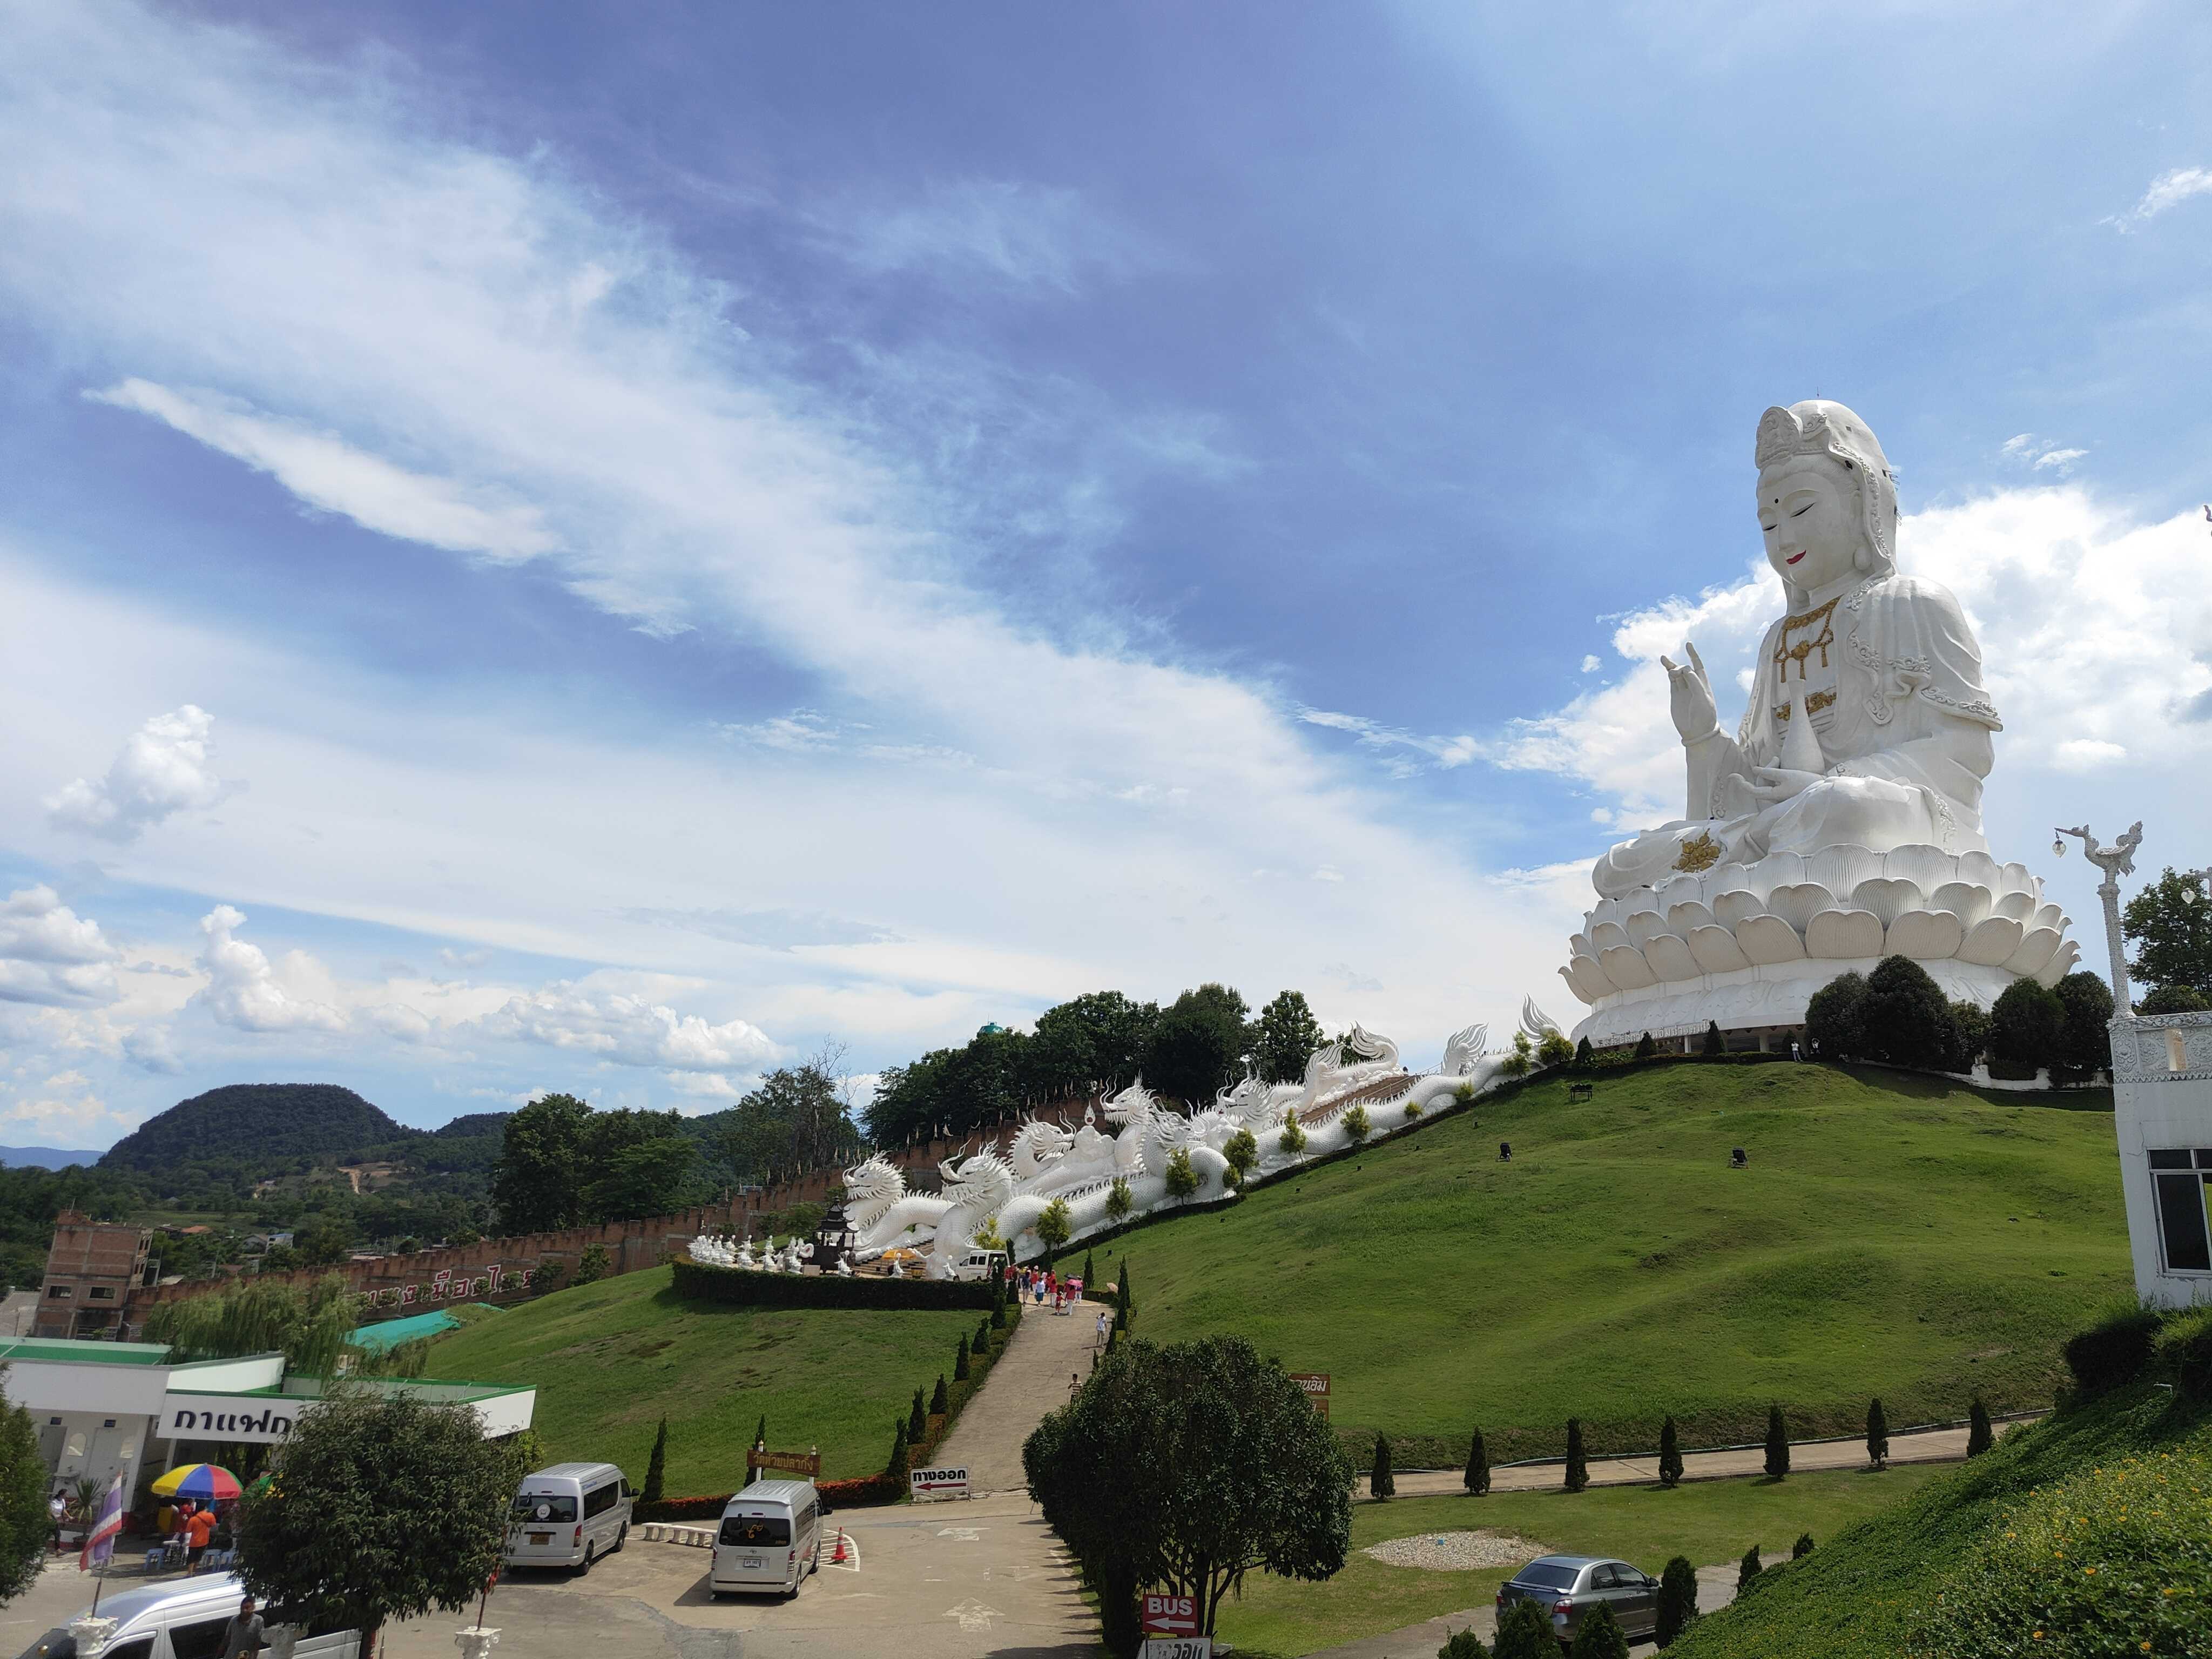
[1945, 997, 1991, 1072]
[2123, 867, 2212, 999]
[1501, 1031, 1533, 1077]
[490, 1091, 592, 1233]
[1866, 1397, 1889, 1470]
[1564, 1418, 1588, 1492]
[1492, 1600, 1557, 1659]
[1222, 1129, 1259, 1187]
[1805, 970, 1869, 1059]
[1036, 1198, 1073, 1257]
[1105, 1177, 1133, 1220]
[1340, 1104, 1371, 1146]
[1988, 977, 2065, 1074]
[1278, 1111, 1307, 1158]
[1966, 1395, 1993, 1456]
[1023, 1333, 1353, 1648]
[1163, 1148, 1199, 1201]
[908, 1387, 927, 1442]
[1701, 1020, 1725, 1058]
[954, 1333, 971, 1382]
[1862, 955, 1957, 1069]
[581, 1129, 697, 1224]
[1144, 985, 1252, 1105]
[1370, 1432, 1394, 1500]
[145, 1273, 357, 1377]
[641, 1416, 667, 1505]
[1657, 1414, 1682, 1488]
[1572, 1035, 1595, 1072]
[1081, 1249, 1096, 1289]
[1116, 1259, 1135, 1335]
[885, 1415, 908, 1485]
[714, 1057, 865, 1188]
[238, 1390, 513, 1652]
[2141, 984, 2212, 1016]
[2053, 971, 2116, 1080]
[1792, 1532, 1815, 1559]
[1655, 1555, 1699, 1645]
[1764, 1404, 1790, 1479]
[1632, 1031, 1657, 1062]
[1737, 1544, 1762, 1589]
[1536, 1029, 1574, 1067]
[573, 1242, 611, 1285]
[1439, 1629, 1492, 1659]
[0, 1373, 49, 1604]
[1463, 1427, 1489, 1495]
[753, 1412, 767, 1451]
[930, 1374, 949, 1416]
[1025, 991, 1161, 1102]
[1571, 1601, 1630, 1659]
[296, 1215, 355, 1266]
[1253, 990, 1325, 1085]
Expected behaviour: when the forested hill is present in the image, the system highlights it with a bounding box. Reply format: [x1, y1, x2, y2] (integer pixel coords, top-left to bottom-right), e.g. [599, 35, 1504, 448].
[100, 1083, 407, 1171]
[434, 1111, 513, 1139]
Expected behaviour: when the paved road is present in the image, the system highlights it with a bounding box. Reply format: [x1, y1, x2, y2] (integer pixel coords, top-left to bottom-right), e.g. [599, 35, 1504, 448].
[934, 1297, 1109, 1498]
[1365, 1419, 2026, 1500]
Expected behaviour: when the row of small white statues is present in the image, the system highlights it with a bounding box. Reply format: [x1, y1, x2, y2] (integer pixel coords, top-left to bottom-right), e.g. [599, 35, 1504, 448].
[688, 1233, 824, 1273]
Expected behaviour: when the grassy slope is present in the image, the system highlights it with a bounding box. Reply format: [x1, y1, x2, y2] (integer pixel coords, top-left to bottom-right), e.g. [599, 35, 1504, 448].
[1128, 1061, 2128, 1461]
[1220, 1465, 1945, 1656]
[1669, 1386, 2212, 1657]
[428, 1265, 976, 1493]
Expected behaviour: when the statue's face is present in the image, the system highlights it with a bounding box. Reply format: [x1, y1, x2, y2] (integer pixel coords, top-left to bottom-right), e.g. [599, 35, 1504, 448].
[1756, 457, 1860, 593]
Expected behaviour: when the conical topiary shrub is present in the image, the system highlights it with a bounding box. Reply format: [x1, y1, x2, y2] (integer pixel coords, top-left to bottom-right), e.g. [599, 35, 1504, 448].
[1866, 1397, 1889, 1469]
[1564, 1418, 1588, 1493]
[1635, 1031, 1658, 1061]
[1764, 1404, 1789, 1479]
[641, 1415, 667, 1506]
[1655, 1555, 1698, 1645]
[930, 1374, 949, 1416]
[1966, 1395, 1993, 1456]
[1369, 1432, 1394, 1499]
[1658, 1414, 1682, 1488]
[953, 1333, 971, 1382]
[908, 1387, 927, 1442]
[1737, 1545, 1762, 1590]
[1792, 1532, 1815, 1560]
[1463, 1427, 1489, 1495]
[1570, 1602, 1630, 1659]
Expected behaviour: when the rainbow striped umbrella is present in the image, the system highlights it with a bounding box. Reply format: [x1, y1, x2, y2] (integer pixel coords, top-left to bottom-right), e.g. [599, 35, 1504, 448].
[151, 1464, 242, 1502]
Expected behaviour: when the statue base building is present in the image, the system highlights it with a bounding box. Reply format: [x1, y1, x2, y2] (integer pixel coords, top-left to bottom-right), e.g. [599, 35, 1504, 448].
[1557, 401, 2074, 1047]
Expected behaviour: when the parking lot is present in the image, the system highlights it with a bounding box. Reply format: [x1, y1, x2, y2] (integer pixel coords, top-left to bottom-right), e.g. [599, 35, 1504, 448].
[3, 1491, 1093, 1659]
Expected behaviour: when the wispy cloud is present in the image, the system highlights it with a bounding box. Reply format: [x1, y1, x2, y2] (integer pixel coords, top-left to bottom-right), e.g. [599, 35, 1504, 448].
[817, 178, 1169, 294]
[2109, 165, 2212, 231]
[1298, 707, 1482, 773]
[2000, 433, 2086, 476]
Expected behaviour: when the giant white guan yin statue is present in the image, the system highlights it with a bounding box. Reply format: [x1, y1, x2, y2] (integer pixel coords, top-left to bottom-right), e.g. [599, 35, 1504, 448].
[694, 1013, 1534, 1276]
[1560, 401, 2076, 1047]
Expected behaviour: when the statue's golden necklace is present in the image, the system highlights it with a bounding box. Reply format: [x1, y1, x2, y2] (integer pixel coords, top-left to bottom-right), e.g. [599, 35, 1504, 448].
[1771, 595, 1840, 727]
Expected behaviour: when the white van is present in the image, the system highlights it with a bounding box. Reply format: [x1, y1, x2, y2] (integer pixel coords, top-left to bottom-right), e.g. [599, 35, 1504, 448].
[502, 1460, 632, 1573]
[19, 1573, 359, 1659]
[709, 1478, 824, 1599]
[945, 1248, 1008, 1282]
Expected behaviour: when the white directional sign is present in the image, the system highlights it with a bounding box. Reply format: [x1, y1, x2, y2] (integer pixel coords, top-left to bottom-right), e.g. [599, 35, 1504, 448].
[909, 1465, 971, 1501]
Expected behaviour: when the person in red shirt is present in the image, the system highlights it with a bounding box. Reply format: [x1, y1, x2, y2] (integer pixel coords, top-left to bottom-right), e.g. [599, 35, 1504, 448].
[184, 1503, 217, 1573]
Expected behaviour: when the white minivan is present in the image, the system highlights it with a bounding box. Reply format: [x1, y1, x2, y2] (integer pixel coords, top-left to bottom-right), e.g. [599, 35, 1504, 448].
[502, 1461, 633, 1573]
[945, 1247, 1008, 1282]
[20, 1573, 360, 1659]
[709, 1478, 824, 1599]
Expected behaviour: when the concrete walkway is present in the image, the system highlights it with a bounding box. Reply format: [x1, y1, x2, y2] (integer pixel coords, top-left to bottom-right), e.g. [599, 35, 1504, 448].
[932, 1297, 1112, 1498]
[1365, 1418, 2027, 1500]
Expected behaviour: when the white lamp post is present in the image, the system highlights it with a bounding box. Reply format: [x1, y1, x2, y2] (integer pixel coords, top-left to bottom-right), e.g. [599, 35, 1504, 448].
[2053, 821, 2144, 1014]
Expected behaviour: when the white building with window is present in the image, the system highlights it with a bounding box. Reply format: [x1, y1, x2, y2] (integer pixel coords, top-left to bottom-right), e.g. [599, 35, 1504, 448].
[2110, 1009, 2212, 1306]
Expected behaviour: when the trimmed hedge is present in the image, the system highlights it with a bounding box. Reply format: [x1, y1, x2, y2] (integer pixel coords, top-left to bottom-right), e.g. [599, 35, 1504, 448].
[670, 1257, 995, 1310]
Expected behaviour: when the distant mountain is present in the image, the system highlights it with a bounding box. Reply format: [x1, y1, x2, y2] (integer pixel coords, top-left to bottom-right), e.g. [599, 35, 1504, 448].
[434, 1112, 512, 1139]
[100, 1084, 408, 1172]
[0, 1146, 103, 1170]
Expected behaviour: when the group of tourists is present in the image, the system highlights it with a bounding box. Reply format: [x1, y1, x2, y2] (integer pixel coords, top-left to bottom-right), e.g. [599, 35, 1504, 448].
[1004, 1262, 1082, 1314]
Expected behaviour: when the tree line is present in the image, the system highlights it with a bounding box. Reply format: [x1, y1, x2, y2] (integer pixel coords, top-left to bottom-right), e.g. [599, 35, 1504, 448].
[865, 984, 1328, 1145]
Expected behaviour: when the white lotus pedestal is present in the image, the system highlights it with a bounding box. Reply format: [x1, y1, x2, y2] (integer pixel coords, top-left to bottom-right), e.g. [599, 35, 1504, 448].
[455, 1628, 500, 1659]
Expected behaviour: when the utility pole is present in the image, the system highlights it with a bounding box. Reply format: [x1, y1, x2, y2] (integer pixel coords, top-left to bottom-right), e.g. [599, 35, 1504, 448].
[2054, 821, 2146, 1015]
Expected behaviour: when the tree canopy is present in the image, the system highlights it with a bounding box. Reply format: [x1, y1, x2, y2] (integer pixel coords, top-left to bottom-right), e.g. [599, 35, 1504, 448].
[1024, 1333, 1351, 1653]
[144, 1273, 359, 1377]
[0, 1373, 48, 1605]
[490, 1094, 703, 1232]
[238, 1390, 518, 1647]
[1252, 992, 1325, 1085]
[2123, 867, 2212, 1002]
[1143, 986, 1253, 1105]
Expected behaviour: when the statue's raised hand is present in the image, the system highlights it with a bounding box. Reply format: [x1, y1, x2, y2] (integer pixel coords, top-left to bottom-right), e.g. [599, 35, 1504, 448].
[1660, 641, 1718, 743]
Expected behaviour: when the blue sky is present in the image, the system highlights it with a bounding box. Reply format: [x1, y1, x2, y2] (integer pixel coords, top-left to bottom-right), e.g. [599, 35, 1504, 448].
[2, 1, 2208, 1145]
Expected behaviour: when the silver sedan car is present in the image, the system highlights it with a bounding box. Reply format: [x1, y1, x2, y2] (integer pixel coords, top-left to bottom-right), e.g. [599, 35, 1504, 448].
[1495, 1554, 1660, 1645]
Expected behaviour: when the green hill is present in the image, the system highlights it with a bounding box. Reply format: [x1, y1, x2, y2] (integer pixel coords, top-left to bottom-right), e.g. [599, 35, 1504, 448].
[100, 1083, 407, 1172]
[427, 1264, 979, 1493]
[1121, 1060, 2129, 1462]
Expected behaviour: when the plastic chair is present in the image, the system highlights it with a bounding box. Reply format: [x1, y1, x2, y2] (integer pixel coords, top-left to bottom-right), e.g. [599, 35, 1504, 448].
[143, 1550, 164, 1574]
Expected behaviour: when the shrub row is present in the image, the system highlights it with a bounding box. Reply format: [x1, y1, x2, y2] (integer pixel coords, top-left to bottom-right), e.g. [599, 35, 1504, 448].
[669, 1257, 995, 1310]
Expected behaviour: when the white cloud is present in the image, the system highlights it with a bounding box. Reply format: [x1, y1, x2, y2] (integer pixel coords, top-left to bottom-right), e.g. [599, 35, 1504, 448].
[474, 984, 780, 1072]
[820, 178, 1164, 294]
[2053, 738, 2127, 771]
[45, 705, 227, 842]
[0, 887, 120, 1008]
[2033, 448, 2086, 471]
[1580, 655, 1601, 673]
[2110, 165, 2212, 231]
[1298, 707, 1482, 771]
[193, 905, 346, 1033]
[122, 1024, 183, 1074]
[0, 1069, 134, 1145]
[88, 380, 557, 562]
[2000, 434, 2087, 476]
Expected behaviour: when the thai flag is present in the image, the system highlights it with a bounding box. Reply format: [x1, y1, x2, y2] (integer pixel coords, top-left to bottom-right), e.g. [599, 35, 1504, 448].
[78, 1475, 123, 1574]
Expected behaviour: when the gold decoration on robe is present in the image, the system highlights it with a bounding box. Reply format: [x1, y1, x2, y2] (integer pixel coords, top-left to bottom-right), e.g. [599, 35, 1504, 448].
[1672, 830, 1723, 873]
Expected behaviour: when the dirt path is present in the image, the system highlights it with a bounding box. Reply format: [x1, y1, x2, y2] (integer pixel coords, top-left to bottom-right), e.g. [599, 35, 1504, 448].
[932, 1297, 1111, 1498]
[1368, 1418, 2031, 1500]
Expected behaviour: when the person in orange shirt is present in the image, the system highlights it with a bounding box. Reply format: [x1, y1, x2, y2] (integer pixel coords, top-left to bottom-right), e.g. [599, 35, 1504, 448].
[184, 1503, 217, 1573]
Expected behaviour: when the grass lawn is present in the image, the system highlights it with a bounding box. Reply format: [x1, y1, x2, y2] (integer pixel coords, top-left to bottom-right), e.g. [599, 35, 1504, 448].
[1120, 1061, 2128, 1463]
[1217, 1465, 1944, 1656]
[428, 1264, 978, 1493]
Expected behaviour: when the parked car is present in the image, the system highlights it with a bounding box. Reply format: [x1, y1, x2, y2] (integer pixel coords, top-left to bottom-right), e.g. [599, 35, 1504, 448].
[17, 1573, 359, 1659]
[709, 1478, 824, 1599]
[943, 1249, 1008, 1283]
[1496, 1554, 1660, 1645]
[502, 1461, 632, 1574]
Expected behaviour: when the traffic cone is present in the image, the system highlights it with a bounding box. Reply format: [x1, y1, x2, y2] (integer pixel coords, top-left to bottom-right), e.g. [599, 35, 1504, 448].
[831, 1529, 848, 1564]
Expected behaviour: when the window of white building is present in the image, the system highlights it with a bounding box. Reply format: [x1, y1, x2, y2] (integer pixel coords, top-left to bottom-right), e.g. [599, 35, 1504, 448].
[2148, 1149, 2212, 1273]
